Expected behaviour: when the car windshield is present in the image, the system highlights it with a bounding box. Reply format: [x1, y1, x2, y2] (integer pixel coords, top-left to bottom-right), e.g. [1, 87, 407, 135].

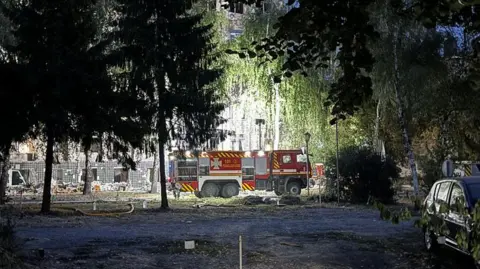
[467, 183, 480, 206]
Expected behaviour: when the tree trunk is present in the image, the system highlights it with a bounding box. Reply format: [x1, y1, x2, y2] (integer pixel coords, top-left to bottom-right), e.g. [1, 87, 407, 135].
[393, 31, 420, 196]
[159, 141, 168, 209]
[273, 82, 281, 150]
[76, 144, 81, 183]
[0, 152, 10, 205]
[41, 126, 54, 213]
[98, 134, 104, 162]
[83, 148, 92, 195]
[157, 113, 168, 208]
[374, 99, 381, 153]
[150, 140, 159, 193]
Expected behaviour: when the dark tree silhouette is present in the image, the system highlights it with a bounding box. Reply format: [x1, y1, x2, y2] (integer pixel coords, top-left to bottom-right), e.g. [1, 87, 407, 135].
[2, 0, 126, 212]
[114, 0, 225, 209]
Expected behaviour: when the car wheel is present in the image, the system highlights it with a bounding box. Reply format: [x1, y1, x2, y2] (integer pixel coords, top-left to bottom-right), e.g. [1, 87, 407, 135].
[424, 228, 438, 252]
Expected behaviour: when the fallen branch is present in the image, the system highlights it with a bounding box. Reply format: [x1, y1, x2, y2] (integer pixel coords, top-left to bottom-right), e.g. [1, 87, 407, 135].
[192, 203, 238, 208]
[280, 242, 302, 247]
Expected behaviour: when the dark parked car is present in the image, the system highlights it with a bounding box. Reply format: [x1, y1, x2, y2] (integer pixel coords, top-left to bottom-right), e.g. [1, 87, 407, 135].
[423, 177, 480, 267]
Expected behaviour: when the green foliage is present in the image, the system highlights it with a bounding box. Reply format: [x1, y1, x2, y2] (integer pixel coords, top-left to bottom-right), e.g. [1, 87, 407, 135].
[113, 0, 225, 208]
[375, 195, 480, 262]
[225, 0, 379, 120]
[225, 0, 480, 130]
[218, 4, 367, 161]
[416, 146, 447, 193]
[325, 146, 399, 204]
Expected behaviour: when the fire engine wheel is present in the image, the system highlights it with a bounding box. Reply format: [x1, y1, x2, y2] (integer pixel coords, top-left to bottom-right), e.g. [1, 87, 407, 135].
[274, 190, 283, 196]
[287, 182, 302, 196]
[221, 183, 239, 198]
[194, 191, 202, 198]
[201, 182, 220, 197]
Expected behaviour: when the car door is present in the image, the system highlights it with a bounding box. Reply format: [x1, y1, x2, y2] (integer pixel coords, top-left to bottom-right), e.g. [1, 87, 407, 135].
[445, 182, 468, 248]
[429, 181, 452, 241]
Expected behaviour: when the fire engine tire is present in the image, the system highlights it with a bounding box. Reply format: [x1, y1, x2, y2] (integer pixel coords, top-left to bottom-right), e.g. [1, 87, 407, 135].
[287, 182, 302, 196]
[221, 183, 239, 198]
[201, 182, 220, 197]
[194, 191, 202, 198]
[274, 190, 283, 196]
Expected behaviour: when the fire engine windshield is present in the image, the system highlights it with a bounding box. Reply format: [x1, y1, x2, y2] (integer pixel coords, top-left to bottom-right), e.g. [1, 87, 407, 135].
[296, 154, 307, 163]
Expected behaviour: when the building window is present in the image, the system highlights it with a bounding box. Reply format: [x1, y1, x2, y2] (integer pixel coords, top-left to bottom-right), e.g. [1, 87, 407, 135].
[230, 2, 244, 14]
[114, 168, 129, 183]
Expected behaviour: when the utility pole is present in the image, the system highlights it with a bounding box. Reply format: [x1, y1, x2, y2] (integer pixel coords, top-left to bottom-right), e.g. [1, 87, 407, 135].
[304, 132, 311, 196]
[255, 119, 265, 150]
[335, 115, 340, 204]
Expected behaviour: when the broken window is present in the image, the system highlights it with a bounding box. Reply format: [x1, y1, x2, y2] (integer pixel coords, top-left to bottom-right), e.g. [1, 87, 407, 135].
[54, 169, 64, 182]
[11, 170, 25, 186]
[114, 168, 129, 183]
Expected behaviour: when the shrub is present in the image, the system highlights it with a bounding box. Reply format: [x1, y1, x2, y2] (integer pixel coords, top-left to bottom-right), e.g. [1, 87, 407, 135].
[416, 146, 447, 194]
[0, 207, 21, 269]
[325, 146, 399, 204]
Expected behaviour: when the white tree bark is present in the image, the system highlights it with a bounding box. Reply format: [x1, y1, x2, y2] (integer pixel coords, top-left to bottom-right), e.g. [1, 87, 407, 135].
[273, 82, 281, 150]
[150, 140, 160, 193]
[374, 99, 381, 153]
[393, 30, 420, 196]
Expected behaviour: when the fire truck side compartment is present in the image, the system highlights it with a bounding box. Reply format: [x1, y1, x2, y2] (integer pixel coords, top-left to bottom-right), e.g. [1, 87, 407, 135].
[198, 156, 242, 197]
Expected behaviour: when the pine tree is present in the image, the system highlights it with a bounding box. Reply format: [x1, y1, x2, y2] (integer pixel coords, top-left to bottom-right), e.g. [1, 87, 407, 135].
[114, 0, 225, 208]
[3, 0, 119, 212]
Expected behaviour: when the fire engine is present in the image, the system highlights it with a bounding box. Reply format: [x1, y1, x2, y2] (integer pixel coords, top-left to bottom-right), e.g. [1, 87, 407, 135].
[168, 149, 312, 198]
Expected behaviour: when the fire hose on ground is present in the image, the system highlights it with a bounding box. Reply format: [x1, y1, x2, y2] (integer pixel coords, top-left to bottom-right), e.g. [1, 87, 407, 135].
[60, 202, 135, 217]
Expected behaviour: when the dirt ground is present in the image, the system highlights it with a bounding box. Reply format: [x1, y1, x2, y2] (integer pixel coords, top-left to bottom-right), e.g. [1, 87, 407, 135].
[3, 201, 476, 269]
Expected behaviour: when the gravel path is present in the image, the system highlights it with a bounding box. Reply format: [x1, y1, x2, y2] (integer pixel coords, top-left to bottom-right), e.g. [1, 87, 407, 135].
[8, 206, 470, 269]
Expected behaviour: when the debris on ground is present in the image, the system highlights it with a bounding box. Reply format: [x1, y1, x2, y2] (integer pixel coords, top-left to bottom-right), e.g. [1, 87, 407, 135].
[242, 195, 302, 206]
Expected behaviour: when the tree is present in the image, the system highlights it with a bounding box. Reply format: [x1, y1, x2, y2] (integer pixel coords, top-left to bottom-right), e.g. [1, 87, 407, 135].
[0, 62, 34, 204]
[3, 0, 119, 212]
[325, 146, 399, 204]
[224, 0, 480, 123]
[114, 0, 225, 209]
[225, 0, 378, 121]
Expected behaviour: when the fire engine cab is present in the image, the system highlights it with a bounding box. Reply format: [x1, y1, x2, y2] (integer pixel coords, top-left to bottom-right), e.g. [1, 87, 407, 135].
[168, 149, 312, 198]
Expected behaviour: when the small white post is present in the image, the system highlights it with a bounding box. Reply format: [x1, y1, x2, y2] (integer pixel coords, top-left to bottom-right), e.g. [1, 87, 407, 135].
[143, 200, 147, 209]
[93, 201, 97, 211]
[239, 235, 243, 269]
